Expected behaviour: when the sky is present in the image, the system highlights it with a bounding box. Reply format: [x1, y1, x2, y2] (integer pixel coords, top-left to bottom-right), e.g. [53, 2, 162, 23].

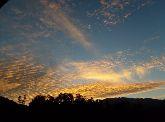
[0, 0, 165, 103]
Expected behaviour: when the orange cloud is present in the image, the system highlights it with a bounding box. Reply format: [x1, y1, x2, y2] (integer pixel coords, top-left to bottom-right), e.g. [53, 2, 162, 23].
[2, 56, 165, 104]
[48, 81, 165, 99]
[134, 66, 146, 76]
[0, 81, 20, 93]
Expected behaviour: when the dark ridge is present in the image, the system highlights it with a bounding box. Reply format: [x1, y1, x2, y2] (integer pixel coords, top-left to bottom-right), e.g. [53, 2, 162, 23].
[0, 93, 165, 122]
[0, 0, 8, 9]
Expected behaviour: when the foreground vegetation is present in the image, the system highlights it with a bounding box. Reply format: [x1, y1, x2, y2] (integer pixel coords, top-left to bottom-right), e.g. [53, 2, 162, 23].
[0, 93, 165, 122]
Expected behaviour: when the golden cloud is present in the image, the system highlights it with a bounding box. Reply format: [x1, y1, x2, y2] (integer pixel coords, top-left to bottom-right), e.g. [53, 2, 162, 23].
[56, 60, 146, 83]
[48, 81, 165, 99]
[0, 81, 20, 93]
[1, 55, 165, 104]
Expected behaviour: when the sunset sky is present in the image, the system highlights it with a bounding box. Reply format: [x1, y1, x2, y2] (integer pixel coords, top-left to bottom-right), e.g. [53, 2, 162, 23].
[0, 0, 164, 103]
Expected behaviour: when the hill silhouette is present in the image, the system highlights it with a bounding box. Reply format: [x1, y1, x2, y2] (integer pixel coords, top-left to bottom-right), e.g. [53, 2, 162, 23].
[0, 93, 165, 122]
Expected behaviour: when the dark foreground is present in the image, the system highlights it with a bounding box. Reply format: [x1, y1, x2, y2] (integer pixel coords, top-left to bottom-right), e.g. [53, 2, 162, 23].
[0, 93, 165, 122]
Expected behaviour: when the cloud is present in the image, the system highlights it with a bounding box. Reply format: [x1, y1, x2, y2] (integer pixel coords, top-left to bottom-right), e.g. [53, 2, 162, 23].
[1, 50, 164, 103]
[56, 60, 145, 83]
[48, 81, 165, 99]
[143, 56, 165, 71]
[89, 0, 153, 26]
[3, 78, 165, 104]
[0, 0, 164, 104]
[132, 66, 147, 78]
[144, 35, 160, 44]
[2, 56, 165, 104]
[0, 54, 45, 84]
[40, 0, 94, 50]
[0, 81, 20, 93]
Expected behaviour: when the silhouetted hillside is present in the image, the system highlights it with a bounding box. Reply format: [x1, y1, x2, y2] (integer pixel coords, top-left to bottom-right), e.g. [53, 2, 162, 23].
[0, 93, 165, 122]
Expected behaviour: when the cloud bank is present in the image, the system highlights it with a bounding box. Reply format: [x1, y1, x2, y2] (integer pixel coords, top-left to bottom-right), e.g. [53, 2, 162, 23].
[1, 56, 165, 103]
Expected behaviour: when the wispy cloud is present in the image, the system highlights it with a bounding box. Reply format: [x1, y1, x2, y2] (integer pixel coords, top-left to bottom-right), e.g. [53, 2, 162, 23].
[144, 35, 160, 44]
[40, 0, 94, 50]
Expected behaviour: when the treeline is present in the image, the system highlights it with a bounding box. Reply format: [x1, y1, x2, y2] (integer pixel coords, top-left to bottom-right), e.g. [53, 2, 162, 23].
[0, 93, 165, 122]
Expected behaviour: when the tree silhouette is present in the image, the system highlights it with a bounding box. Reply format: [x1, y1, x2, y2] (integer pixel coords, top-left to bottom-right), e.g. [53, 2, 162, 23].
[18, 95, 26, 105]
[55, 93, 74, 104]
[74, 94, 86, 104]
[29, 95, 46, 110]
[46, 95, 55, 102]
